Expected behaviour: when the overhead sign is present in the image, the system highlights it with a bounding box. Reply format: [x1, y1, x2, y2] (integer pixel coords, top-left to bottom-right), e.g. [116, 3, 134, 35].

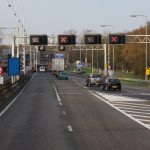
[58, 35, 69, 45]
[30, 35, 48, 45]
[58, 35, 76, 45]
[109, 34, 126, 44]
[30, 35, 41, 45]
[54, 54, 64, 58]
[85, 35, 101, 44]
[145, 68, 150, 76]
[0, 66, 3, 76]
[8, 58, 20, 76]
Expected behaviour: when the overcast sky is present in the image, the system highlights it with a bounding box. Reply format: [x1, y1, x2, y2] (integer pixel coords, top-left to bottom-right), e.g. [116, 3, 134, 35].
[0, 0, 150, 35]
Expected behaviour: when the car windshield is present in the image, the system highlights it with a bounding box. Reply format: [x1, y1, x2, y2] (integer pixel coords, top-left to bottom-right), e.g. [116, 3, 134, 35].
[92, 74, 101, 78]
[61, 72, 67, 75]
[108, 79, 120, 83]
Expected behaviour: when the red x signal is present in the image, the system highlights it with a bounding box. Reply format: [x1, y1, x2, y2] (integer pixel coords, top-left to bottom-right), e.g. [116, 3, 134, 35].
[60, 36, 68, 44]
[111, 36, 118, 43]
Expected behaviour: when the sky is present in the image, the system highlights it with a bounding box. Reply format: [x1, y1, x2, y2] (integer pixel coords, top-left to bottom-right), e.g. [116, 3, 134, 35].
[0, 0, 150, 35]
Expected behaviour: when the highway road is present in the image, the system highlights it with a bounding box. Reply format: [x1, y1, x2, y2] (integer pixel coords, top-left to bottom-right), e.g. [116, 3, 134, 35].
[0, 72, 150, 150]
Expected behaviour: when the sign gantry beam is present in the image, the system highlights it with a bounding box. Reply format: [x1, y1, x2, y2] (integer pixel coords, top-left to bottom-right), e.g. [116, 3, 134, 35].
[1, 35, 150, 46]
[125, 35, 150, 43]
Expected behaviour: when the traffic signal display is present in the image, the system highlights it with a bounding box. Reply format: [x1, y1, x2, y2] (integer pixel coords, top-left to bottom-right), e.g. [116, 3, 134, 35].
[109, 34, 126, 44]
[30, 35, 48, 45]
[85, 35, 101, 44]
[58, 35, 76, 45]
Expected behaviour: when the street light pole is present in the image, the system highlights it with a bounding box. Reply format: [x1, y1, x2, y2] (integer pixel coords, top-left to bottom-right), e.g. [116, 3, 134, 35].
[130, 15, 148, 80]
[100, 25, 115, 75]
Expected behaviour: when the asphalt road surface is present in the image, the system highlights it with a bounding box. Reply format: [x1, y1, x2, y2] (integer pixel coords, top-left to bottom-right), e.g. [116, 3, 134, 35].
[0, 72, 150, 150]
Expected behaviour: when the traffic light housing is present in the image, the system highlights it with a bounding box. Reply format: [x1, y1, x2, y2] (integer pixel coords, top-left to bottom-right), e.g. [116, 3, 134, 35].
[109, 34, 126, 44]
[85, 35, 101, 44]
[58, 35, 76, 45]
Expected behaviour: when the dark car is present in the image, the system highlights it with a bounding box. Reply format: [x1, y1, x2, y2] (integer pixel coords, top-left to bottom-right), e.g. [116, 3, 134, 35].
[86, 74, 103, 87]
[101, 78, 121, 91]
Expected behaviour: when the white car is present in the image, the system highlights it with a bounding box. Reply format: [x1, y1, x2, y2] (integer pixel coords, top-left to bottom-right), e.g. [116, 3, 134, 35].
[39, 66, 45, 72]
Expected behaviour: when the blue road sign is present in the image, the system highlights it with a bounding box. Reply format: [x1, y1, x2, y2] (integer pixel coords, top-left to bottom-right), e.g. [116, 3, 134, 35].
[54, 54, 64, 58]
[8, 58, 20, 76]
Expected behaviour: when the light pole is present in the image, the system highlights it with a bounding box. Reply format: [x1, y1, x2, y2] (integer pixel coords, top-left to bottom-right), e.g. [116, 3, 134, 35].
[130, 15, 148, 80]
[100, 25, 115, 75]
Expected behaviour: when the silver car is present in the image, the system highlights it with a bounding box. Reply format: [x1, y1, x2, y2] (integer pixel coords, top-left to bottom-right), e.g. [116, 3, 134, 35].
[86, 74, 103, 87]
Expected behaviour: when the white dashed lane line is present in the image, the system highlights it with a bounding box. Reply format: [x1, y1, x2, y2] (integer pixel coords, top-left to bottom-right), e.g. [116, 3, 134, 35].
[68, 125, 73, 132]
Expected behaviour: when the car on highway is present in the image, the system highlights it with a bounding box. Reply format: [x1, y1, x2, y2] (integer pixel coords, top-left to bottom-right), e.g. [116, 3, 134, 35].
[56, 70, 63, 78]
[86, 74, 103, 87]
[58, 71, 68, 80]
[101, 77, 121, 91]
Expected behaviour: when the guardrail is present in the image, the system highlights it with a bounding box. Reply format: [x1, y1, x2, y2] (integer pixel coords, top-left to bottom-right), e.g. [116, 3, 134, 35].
[0, 74, 31, 101]
[118, 77, 150, 85]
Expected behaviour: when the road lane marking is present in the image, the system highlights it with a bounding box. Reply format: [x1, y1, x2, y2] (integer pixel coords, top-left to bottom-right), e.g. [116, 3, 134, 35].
[117, 107, 150, 112]
[53, 84, 62, 106]
[113, 103, 150, 109]
[62, 111, 66, 116]
[68, 125, 73, 132]
[139, 119, 150, 122]
[124, 110, 150, 115]
[88, 90, 150, 130]
[111, 101, 150, 107]
[131, 114, 150, 119]
[96, 92, 147, 102]
[0, 73, 36, 117]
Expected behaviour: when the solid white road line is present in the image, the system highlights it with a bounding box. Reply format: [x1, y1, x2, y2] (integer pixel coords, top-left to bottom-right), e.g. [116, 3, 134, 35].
[68, 125, 73, 132]
[53, 84, 62, 105]
[0, 73, 36, 117]
[131, 114, 150, 119]
[113, 103, 150, 109]
[138, 119, 150, 122]
[117, 107, 150, 112]
[88, 90, 150, 130]
[124, 110, 150, 115]
[111, 101, 150, 107]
